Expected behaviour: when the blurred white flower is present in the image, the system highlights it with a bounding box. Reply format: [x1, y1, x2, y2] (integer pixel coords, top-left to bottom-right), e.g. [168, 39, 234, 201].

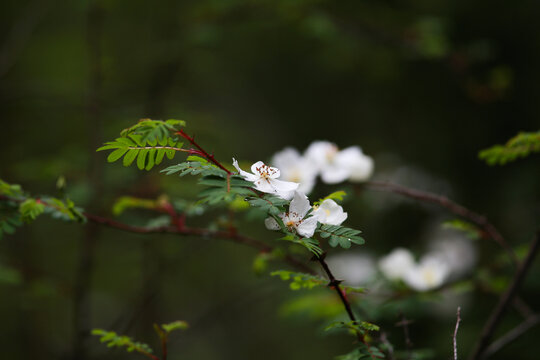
[326, 252, 376, 286]
[427, 232, 476, 279]
[403, 255, 449, 292]
[304, 141, 373, 184]
[378, 248, 416, 281]
[271, 147, 318, 194]
[265, 191, 318, 238]
[313, 199, 348, 225]
[233, 159, 298, 200]
[339, 147, 374, 182]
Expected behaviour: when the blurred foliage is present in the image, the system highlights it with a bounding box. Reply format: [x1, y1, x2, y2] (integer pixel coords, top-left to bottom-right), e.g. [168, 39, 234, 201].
[479, 131, 540, 165]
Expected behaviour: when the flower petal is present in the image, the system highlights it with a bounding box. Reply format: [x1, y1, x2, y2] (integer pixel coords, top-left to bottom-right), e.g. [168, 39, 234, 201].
[336, 147, 374, 182]
[296, 216, 318, 238]
[320, 165, 350, 184]
[253, 178, 277, 194]
[251, 161, 280, 179]
[264, 217, 281, 230]
[305, 141, 338, 169]
[269, 179, 299, 200]
[314, 199, 347, 225]
[232, 158, 259, 182]
[289, 191, 311, 217]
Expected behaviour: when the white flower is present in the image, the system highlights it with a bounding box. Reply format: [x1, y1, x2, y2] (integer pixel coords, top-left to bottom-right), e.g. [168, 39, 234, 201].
[305, 141, 373, 184]
[264, 191, 318, 238]
[233, 159, 299, 200]
[427, 233, 476, 279]
[338, 146, 374, 183]
[313, 199, 348, 225]
[271, 147, 318, 194]
[326, 252, 376, 286]
[403, 255, 449, 292]
[378, 248, 416, 281]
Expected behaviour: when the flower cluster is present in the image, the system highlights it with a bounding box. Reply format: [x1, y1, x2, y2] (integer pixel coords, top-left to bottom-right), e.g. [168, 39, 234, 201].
[377, 233, 476, 292]
[271, 141, 374, 194]
[233, 159, 350, 238]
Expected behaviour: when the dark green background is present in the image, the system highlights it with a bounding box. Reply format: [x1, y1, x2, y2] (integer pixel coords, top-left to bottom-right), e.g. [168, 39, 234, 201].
[1, 0, 539, 359]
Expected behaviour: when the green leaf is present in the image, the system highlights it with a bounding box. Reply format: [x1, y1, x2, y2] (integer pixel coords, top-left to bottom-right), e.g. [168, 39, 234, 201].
[247, 194, 288, 216]
[91, 329, 154, 355]
[318, 224, 365, 249]
[19, 199, 45, 223]
[161, 320, 189, 333]
[123, 149, 139, 166]
[314, 190, 347, 206]
[137, 149, 149, 170]
[145, 149, 156, 170]
[442, 219, 482, 240]
[112, 196, 164, 216]
[271, 270, 327, 290]
[156, 149, 166, 164]
[479, 130, 540, 165]
[107, 148, 128, 163]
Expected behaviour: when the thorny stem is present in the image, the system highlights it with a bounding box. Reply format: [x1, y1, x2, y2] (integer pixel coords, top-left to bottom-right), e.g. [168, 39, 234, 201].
[454, 307, 462, 360]
[362, 181, 519, 267]
[176, 130, 232, 175]
[469, 232, 540, 360]
[315, 254, 376, 353]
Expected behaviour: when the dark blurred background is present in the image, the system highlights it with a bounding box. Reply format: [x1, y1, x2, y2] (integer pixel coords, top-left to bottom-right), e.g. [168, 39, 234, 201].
[1, 0, 539, 359]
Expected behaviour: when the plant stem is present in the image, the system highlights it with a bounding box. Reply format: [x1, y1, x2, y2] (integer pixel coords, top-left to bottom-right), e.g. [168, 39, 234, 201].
[469, 232, 540, 360]
[176, 130, 232, 175]
[482, 313, 540, 358]
[454, 307, 462, 360]
[362, 181, 518, 267]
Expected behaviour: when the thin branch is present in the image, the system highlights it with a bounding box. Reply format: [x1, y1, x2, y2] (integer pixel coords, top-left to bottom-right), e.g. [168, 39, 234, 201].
[363, 181, 518, 267]
[127, 146, 192, 153]
[82, 212, 314, 274]
[176, 130, 232, 175]
[469, 232, 540, 360]
[482, 314, 540, 358]
[395, 313, 414, 360]
[316, 254, 358, 323]
[379, 331, 395, 360]
[454, 307, 462, 360]
[315, 253, 379, 359]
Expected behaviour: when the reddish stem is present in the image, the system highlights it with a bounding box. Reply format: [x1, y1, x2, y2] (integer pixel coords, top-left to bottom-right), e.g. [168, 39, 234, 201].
[177, 130, 232, 175]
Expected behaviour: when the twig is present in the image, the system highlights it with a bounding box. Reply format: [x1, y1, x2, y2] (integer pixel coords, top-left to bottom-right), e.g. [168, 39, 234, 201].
[316, 254, 358, 323]
[395, 313, 414, 359]
[176, 130, 232, 175]
[469, 232, 540, 360]
[482, 314, 540, 358]
[363, 181, 518, 267]
[315, 254, 383, 359]
[83, 212, 313, 274]
[379, 331, 395, 360]
[453, 307, 462, 360]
